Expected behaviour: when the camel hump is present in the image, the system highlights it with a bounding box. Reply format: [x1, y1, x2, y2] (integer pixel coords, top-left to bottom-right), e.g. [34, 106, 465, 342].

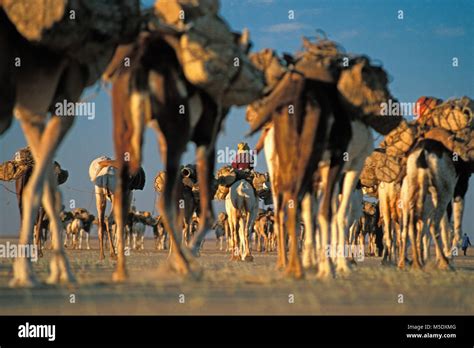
[89, 156, 115, 183]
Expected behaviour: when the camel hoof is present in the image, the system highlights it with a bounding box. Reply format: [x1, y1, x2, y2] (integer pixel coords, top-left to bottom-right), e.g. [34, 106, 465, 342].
[285, 267, 304, 280]
[316, 261, 335, 279]
[398, 261, 405, 270]
[110, 253, 118, 261]
[244, 255, 254, 262]
[437, 260, 450, 271]
[336, 265, 351, 275]
[112, 270, 128, 283]
[335, 258, 352, 275]
[46, 253, 77, 285]
[9, 275, 40, 288]
[411, 261, 423, 271]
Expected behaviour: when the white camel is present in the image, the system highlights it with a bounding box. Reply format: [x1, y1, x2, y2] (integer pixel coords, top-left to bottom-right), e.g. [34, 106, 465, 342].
[378, 180, 402, 264]
[302, 119, 373, 276]
[89, 156, 122, 260]
[131, 220, 146, 250]
[399, 140, 456, 270]
[225, 179, 258, 261]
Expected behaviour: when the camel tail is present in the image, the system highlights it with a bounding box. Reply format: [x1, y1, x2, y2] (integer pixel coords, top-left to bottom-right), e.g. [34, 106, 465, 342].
[129, 91, 151, 174]
[416, 149, 428, 169]
[415, 150, 429, 218]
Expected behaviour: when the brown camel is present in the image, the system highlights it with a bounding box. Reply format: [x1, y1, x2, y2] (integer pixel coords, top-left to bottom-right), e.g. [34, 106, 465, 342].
[248, 50, 350, 278]
[0, 1, 140, 287]
[107, 23, 257, 279]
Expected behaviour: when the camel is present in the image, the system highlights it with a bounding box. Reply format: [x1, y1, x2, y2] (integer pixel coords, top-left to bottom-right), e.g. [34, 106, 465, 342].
[107, 24, 257, 280]
[399, 139, 457, 270]
[180, 179, 199, 248]
[311, 58, 397, 278]
[64, 209, 95, 250]
[248, 49, 350, 278]
[0, 0, 140, 287]
[7, 152, 69, 256]
[254, 209, 274, 252]
[150, 215, 167, 250]
[447, 160, 472, 253]
[378, 180, 403, 264]
[131, 219, 146, 250]
[89, 157, 120, 260]
[212, 212, 229, 251]
[59, 210, 73, 246]
[225, 179, 258, 261]
[89, 157, 145, 261]
[351, 201, 383, 257]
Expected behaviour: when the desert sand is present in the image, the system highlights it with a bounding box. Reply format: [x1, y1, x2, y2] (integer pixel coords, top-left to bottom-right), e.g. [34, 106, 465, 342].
[0, 237, 473, 315]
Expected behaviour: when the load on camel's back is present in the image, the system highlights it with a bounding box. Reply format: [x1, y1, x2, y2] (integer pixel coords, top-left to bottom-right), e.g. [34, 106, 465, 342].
[214, 165, 271, 204]
[0, 147, 34, 181]
[361, 95, 474, 189]
[418, 97, 474, 163]
[0, 146, 69, 256]
[153, 0, 265, 107]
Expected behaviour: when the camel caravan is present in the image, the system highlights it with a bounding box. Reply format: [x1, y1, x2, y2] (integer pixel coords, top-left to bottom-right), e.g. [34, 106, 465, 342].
[0, 0, 472, 287]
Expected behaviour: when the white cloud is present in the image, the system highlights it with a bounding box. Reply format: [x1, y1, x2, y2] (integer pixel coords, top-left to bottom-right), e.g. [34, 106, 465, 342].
[262, 22, 310, 34]
[434, 26, 465, 37]
[245, 0, 274, 4]
[335, 29, 360, 40]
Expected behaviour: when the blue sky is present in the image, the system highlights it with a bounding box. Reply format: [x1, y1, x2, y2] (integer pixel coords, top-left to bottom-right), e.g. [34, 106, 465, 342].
[1, 0, 473, 236]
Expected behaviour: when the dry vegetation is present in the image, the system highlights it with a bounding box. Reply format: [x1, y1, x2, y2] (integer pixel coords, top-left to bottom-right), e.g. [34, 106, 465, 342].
[0, 237, 473, 315]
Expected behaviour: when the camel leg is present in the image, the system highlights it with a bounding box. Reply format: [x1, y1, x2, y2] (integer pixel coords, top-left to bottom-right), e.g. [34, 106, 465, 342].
[398, 211, 408, 269]
[159, 145, 198, 278]
[422, 234, 430, 261]
[276, 202, 287, 269]
[238, 220, 246, 260]
[188, 145, 214, 255]
[317, 164, 340, 279]
[10, 110, 72, 287]
[78, 229, 83, 250]
[440, 213, 451, 258]
[451, 197, 464, 251]
[244, 209, 255, 262]
[285, 195, 303, 279]
[429, 222, 449, 269]
[380, 191, 393, 264]
[225, 223, 231, 252]
[227, 213, 239, 260]
[9, 157, 40, 285]
[34, 208, 44, 257]
[86, 231, 90, 250]
[415, 220, 424, 265]
[302, 193, 317, 269]
[42, 166, 76, 285]
[233, 221, 240, 260]
[64, 230, 69, 248]
[428, 184, 451, 269]
[112, 166, 132, 282]
[105, 203, 117, 259]
[95, 190, 107, 260]
[334, 170, 360, 274]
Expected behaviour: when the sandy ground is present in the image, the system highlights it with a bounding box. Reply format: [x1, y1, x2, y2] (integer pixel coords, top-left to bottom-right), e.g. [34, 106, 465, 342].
[0, 236, 473, 315]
